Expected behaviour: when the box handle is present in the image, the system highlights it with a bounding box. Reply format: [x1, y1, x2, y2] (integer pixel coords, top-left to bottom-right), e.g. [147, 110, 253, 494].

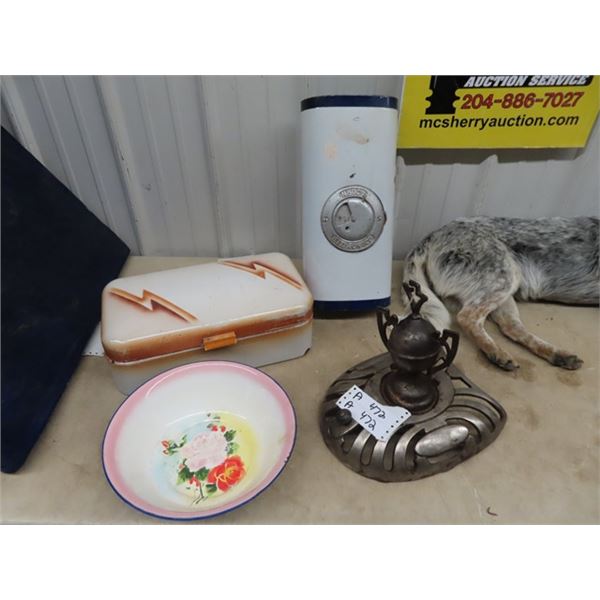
[203, 331, 237, 351]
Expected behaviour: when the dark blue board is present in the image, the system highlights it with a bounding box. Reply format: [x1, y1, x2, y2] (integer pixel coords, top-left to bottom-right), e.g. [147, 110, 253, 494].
[1, 128, 130, 473]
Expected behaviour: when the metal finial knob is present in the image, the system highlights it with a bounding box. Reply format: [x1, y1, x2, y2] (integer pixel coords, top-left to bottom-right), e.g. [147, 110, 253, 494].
[402, 279, 428, 315]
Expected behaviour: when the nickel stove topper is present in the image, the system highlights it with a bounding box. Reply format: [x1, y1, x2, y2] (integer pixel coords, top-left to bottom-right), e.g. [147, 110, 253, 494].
[320, 280, 507, 482]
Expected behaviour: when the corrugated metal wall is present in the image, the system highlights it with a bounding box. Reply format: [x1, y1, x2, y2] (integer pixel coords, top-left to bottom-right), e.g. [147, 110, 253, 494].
[2, 75, 598, 258]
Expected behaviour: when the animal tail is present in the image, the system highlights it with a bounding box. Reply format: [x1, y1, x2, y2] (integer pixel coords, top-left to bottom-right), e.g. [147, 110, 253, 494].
[402, 242, 451, 332]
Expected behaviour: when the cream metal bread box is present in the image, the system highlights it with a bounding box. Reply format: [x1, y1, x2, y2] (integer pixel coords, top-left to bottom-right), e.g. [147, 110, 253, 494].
[101, 253, 313, 394]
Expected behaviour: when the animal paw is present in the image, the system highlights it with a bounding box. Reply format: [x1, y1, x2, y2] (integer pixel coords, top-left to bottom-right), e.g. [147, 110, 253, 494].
[552, 353, 583, 370]
[486, 352, 520, 371]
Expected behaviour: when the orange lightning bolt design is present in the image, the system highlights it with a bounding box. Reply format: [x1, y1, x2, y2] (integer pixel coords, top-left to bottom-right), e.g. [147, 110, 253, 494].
[219, 260, 304, 289]
[109, 288, 197, 322]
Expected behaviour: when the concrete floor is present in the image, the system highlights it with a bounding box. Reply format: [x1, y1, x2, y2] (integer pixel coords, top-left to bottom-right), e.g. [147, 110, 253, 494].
[1, 257, 598, 524]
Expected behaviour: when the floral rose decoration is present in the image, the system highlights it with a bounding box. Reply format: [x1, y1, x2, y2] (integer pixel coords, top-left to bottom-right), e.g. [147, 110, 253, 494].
[162, 417, 246, 504]
[207, 456, 246, 492]
[179, 431, 228, 471]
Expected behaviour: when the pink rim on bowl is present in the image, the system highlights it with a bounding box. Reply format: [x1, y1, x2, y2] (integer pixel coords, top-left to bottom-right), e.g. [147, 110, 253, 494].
[102, 361, 297, 520]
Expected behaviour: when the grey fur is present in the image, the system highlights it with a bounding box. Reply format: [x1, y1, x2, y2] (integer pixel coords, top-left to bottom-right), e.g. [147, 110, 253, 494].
[403, 216, 599, 370]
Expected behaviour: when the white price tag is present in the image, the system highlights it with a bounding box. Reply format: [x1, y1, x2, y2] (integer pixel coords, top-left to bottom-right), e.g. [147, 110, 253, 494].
[336, 385, 412, 442]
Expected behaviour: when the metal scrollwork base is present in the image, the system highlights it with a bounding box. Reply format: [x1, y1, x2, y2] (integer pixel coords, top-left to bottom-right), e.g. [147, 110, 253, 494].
[319, 353, 507, 482]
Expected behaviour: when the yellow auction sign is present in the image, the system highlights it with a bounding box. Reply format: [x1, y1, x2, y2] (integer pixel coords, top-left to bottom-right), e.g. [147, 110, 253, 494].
[398, 75, 599, 148]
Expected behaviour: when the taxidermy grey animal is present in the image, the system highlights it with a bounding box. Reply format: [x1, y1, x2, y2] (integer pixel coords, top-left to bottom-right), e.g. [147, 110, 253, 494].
[403, 216, 599, 370]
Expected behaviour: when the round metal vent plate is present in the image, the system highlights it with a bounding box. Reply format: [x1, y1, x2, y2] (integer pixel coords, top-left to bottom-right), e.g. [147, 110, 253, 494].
[321, 185, 386, 252]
